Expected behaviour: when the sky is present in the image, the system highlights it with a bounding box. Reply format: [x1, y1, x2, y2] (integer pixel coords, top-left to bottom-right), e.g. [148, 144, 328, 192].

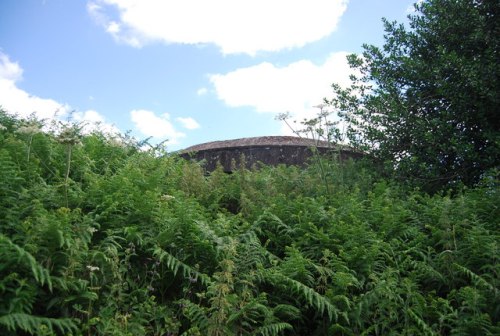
[0, 0, 417, 151]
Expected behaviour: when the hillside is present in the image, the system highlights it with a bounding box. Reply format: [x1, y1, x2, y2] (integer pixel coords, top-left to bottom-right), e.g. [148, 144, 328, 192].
[0, 110, 498, 335]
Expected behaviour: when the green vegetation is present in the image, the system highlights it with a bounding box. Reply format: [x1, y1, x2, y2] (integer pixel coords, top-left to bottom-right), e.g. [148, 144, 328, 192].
[329, 0, 499, 192]
[0, 0, 498, 334]
[0, 109, 498, 335]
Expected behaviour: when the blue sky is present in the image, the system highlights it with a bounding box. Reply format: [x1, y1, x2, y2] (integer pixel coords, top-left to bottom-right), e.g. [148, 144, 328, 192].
[0, 0, 417, 151]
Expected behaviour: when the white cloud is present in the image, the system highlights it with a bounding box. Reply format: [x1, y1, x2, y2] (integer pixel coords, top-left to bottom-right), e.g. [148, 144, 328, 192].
[0, 52, 117, 134]
[196, 87, 208, 96]
[177, 117, 200, 130]
[209, 52, 353, 123]
[75, 109, 105, 123]
[88, 0, 349, 55]
[0, 79, 69, 120]
[0, 52, 69, 119]
[0, 52, 23, 81]
[73, 110, 121, 135]
[107, 21, 121, 34]
[130, 109, 185, 144]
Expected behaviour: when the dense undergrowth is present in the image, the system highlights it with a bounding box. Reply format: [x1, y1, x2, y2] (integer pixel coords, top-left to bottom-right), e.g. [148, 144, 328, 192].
[0, 110, 498, 335]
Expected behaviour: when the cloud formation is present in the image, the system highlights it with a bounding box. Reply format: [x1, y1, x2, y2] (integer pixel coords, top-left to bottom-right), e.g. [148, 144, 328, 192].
[130, 109, 186, 144]
[196, 88, 208, 96]
[209, 52, 353, 123]
[177, 117, 200, 130]
[0, 52, 117, 133]
[0, 52, 23, 81]
[88, 0, 349, 55]
[73, 110, 121, 135]
[0, 52, 69, 119]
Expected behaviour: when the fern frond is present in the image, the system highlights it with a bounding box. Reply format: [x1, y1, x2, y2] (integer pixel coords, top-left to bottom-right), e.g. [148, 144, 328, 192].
[408, 309, 437, 336]
[0, 313, 77, 335]
[153, 246, 210, 285]
[236, 231, 276, 271]
[194, 220, 225, 247]
[409, 259, 445, 284]
[252, 322, 292, 336]
[453, 263, 498, 295]
[271, 304, 301, 321]
[239, 230, 281, 264]
[226, 299, 269, 325]
[0, 234, 52, 291]
[178, 299, 209, 332]
[261, 270, 339, 321]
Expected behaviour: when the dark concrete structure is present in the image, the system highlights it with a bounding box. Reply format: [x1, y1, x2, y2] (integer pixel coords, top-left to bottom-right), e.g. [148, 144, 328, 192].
[179, 136, 363, 172]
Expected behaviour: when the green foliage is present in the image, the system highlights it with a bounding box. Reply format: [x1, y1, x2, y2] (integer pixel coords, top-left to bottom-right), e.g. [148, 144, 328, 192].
[327, 0, 499, 192]
[252, 322, 292, 336]
[260, 269, 340, 322]
[0, 100, 499, 336]
[0, 313, 77, 335]
[0, 234, 53, 290]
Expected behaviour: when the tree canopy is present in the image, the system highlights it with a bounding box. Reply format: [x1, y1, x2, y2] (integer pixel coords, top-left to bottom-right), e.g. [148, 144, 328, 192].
[329, 0, 499, 192]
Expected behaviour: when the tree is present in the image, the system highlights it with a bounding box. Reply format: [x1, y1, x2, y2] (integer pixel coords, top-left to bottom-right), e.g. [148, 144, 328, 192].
[328, 0, 499, 192]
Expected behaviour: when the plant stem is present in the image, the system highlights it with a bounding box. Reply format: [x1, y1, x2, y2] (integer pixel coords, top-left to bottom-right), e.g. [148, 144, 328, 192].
[27, 134, 33, 164]
[65, 144, 72, 207]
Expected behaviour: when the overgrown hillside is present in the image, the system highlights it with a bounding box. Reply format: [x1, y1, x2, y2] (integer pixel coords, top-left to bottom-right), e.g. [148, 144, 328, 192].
[1, 0, 499, 334]
[0, 110, 498, 335]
